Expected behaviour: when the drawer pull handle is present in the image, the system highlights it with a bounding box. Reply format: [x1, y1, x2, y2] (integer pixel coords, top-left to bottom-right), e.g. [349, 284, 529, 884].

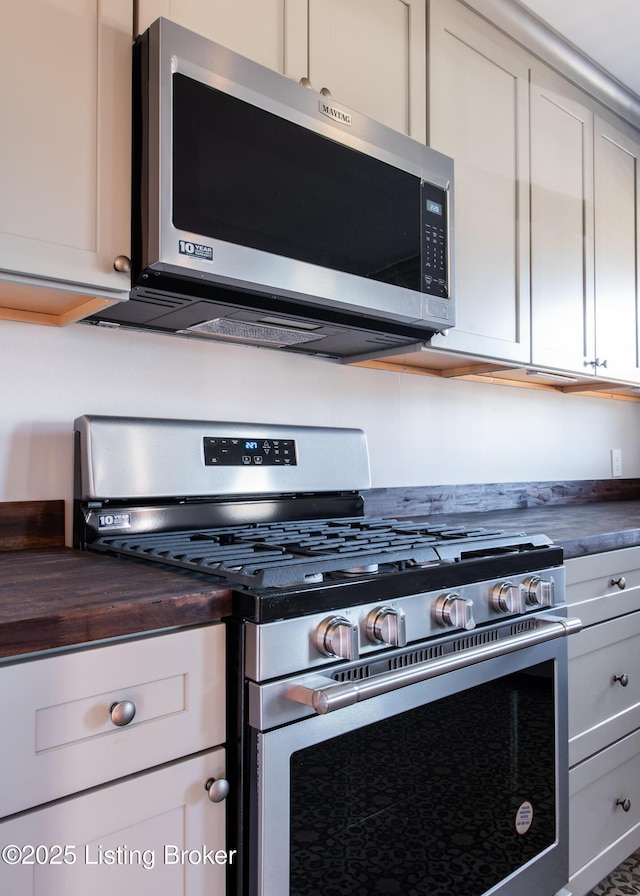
[613, 674, 630, 687]
[109, 700, 136, 727]
[616, 798, 631, 813]
[205, 777, 230, 803]
[611, 577, 627, 589]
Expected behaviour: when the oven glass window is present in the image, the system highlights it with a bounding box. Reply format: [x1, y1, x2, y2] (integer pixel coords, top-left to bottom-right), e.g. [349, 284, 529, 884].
[172, 73, 421, 291]
[289, 662, 555, 896]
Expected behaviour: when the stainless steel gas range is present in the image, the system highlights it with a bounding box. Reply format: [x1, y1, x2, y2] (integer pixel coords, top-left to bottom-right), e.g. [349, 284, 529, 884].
[73, 415, 581, 896]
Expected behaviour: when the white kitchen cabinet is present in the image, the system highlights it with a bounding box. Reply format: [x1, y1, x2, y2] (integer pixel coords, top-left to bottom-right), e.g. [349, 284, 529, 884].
[0, 749, 228, 896]
[530, 75, 595, 374]
[0, 624, 228, 893]
[0, 0, 132, 325]
[565, 547, 640, 896]
[304, 0, 426, 139]
[569, 729, 640, 896]
[136, 0, 296, 72]
[135, 0, 426, 139]
[529, 70, 640, 382]
[427, 0, 531, 363]
[0, 624, 225, 818]
[592, 116, 640, 382]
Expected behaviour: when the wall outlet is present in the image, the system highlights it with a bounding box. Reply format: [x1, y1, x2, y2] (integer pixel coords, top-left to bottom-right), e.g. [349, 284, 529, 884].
[611, 448, 623, 478]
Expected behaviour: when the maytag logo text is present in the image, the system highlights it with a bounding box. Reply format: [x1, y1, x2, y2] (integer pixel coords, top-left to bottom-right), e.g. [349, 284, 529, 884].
[318, 100, 352, 126]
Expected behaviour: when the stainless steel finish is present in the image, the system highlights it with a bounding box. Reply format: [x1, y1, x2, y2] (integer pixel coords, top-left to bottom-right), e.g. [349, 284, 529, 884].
[315, 616, 359, 661]
[254, 621, 572, 896]
[289, 616, 582, 716]
[244, 567, 566, 682]
[611, 576, 627, 589]
[136, 17, 455, 334]
[366, 606, 407, 647]
[109, 700, 136, 727]
[616, 798, 632, 812]
[204, 777, 230, 803]
[434, 593, 476, 630]
[74, 416, 370, 500]
[490, 581, 525, 614]
[523, 574, 555, 607]
[113, 255, 132, 273]
[613, 673, 630, 687]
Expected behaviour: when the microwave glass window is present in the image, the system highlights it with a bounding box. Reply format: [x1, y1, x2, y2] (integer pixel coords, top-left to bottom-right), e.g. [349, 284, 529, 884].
[172, 73, 421, 292]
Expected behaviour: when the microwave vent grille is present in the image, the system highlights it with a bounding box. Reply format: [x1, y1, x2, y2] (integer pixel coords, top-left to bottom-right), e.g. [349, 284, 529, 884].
[178, 317, 325, 347]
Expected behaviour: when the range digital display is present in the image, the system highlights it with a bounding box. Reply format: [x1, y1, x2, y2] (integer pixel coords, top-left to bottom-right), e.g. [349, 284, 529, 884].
[203, 437, 297, 466]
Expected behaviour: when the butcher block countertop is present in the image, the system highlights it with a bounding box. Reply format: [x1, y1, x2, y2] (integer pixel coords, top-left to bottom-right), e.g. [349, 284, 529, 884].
[409, 500, 640, 559]
[0, 502, 231, 661]
[2, 495, 640, 661]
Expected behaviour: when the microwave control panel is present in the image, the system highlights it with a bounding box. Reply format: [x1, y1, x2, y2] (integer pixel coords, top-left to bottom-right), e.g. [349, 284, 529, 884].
[421, 182, 449, 298]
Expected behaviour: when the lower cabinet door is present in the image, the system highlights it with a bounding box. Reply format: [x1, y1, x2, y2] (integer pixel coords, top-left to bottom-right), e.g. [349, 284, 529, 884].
[569, 728, 640, 895]
[0, 749, 230, 895]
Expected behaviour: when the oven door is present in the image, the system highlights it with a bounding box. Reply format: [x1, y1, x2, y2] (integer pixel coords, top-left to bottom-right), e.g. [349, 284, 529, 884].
[247, 621, 574, 896]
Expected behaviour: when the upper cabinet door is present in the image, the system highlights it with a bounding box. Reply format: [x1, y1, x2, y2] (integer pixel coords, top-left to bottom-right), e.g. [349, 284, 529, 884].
[304, 0, 426, 139]
[0, 0, 132, 323]
[136, 0, 296, 73]
[593, 117, 640, 383]
[137, 0, 425, 139]
[427, 0, 531, 363]
[530, 76, 595, 374]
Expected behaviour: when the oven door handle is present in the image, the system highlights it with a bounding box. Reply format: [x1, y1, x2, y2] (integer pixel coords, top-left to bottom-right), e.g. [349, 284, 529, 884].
[289, 615, 582, 715]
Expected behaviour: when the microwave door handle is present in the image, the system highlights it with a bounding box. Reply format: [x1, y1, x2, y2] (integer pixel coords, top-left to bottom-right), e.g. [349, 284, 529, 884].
[288, 615, 582, 715]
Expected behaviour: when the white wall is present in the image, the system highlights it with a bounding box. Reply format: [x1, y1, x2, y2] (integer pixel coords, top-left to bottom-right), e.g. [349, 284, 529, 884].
[2, 318, 639, 516]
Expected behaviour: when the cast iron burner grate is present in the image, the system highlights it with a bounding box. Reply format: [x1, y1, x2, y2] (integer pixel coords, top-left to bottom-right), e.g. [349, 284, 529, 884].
[91, 517, 552, 588]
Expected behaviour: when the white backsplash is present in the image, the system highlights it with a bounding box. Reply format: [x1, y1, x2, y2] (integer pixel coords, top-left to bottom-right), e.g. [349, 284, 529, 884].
[1, 318, 639, 513]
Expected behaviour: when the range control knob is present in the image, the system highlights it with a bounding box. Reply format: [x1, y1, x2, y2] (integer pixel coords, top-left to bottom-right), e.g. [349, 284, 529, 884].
[315, 616, 359, 661]
[522, 575, 555, 607]
[434, 593, 476, 630]
[366, 606, 407, 647]
[490, 582, 525, 614]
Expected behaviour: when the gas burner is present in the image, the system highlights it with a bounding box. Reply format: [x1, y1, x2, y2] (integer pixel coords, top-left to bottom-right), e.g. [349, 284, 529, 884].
[88, 517, 555, 590]
[330, 564, 380, 578]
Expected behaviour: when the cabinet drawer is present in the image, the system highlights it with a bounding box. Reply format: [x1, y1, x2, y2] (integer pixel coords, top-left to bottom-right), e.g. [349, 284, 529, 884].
[0, 747, 228, 895]
[0, 625, 225, 818]
[565, 548, 640, 626]
[569, 611, 640, 764]
[569, 727, 640, 893]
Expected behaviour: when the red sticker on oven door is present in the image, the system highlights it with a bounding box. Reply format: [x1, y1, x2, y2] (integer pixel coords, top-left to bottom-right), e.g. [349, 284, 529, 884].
[515, 800, 534, 835]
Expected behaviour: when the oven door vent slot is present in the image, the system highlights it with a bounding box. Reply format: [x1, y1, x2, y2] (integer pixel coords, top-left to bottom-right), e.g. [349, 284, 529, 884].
[511, 618, 539, 635]
[332, 664, 375, 683]
[331, 644, 446, 683]
[389, 645, 444, 669]
[452, 629, 500, 652]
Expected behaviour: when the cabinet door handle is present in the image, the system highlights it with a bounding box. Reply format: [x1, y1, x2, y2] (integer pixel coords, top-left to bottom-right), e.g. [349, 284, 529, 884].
[616, 798, 631, 812]
[205, 777, 230, 803]
[613, 673, 630, 687]
[610, 577, 627, 589]
[298, 77, 332, 98]
[109, 700, 136, 727]
[113, 254, 131, 273]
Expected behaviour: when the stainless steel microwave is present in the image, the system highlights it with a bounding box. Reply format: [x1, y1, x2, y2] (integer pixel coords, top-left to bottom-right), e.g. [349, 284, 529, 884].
[88, 17, 455, 359]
